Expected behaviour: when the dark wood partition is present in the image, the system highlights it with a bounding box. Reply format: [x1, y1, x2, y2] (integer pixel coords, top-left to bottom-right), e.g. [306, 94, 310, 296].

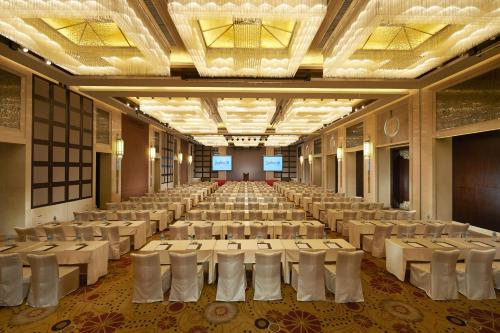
[121, 115, 148, 200]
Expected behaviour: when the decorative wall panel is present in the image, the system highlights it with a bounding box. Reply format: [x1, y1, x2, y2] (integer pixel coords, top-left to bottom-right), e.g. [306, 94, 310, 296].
[0, 68, 21, 129]
[436, 68, 500, 131]
[274, 145, 297, 180]
[346, 122, 364, 148]
[376, 103, 409, 145]
[161, 132, 174, 184]
[194, 145, 218, 180]
[96, 109, 110, 144]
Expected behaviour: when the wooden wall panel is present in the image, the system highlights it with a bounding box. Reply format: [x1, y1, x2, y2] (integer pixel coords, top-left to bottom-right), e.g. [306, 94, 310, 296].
[121, 115, 148, 200]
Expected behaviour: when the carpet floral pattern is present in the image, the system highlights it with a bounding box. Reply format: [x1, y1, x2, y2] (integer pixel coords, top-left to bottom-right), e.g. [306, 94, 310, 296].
[1, 231, 499, 333]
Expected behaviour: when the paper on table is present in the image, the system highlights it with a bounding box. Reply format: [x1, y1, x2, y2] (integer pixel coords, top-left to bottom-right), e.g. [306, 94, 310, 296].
[155, 244, 172, 251]
[65, 244, 87, 251]
[257, 243, 271, 249]
[324, 242, 341, 249]
[436, 242, 455, 248]
[470, 241, 493, 247]
[34, 245, 57, 252]
[406, 242, 426, 248]
[296, 243, 310, 249]
[0, 245, 15, 252]
[186, 243, 201, 250]
[227, 243, 240, 250]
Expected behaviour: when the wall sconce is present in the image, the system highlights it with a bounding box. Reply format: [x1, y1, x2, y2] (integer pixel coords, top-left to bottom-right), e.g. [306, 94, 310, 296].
[336, 145, 343, 188]
[149, 146, 156, 161]
[299, 155, 304, 165]
[188, 155, 193, 165]
[308, 154, 313, 165]
[363, 140, 371, 159]
[116, 137, 124, 160]
[178, 152, 183, 164]
[336, 147, 343, 161]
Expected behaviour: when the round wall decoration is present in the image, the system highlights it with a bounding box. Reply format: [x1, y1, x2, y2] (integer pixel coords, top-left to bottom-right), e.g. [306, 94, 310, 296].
[384, 116, 400, 138]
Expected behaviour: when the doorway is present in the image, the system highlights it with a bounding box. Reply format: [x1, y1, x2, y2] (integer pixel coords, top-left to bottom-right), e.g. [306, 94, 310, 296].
[390, 147, 409, 208]
[355, 151, 364, 197]
[0, 143, 25, 234]
[154, 158, 161, 192]
[96, 152, 111, 209]
[326, 155, 337, 191]
[313, 156, 322, 186]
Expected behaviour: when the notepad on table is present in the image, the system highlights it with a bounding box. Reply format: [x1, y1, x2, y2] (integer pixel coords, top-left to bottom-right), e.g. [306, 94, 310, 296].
[0, 245, 15, 252]
[406, 242, 426, 248]
[65, 244, 87, 251]
[470, 241, 493, 248]
[435, 242, 455, 248]
[155, 244, 172, 251]
[187, 243, 202, 250]
[227, 243, 240, 250]
[296, 242, 311, 249]
[34, 244, 57, 252]
[257, 242, 271, 249]
[324, 241, 341, 249]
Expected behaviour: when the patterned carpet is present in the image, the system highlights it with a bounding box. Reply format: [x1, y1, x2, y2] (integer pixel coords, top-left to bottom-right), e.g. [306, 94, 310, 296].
[1, 231, 499, 333]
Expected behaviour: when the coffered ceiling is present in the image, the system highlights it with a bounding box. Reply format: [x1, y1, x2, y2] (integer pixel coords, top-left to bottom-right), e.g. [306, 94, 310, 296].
[0, 0, 498, 146]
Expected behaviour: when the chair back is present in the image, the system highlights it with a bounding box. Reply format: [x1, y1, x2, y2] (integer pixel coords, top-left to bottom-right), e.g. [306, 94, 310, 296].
[464, 249, 496, 299]
[117, 211, 133, 221]
[249, 210, 263, 221]
[397, 210, 417, 220]
[214, 202, 226, 210]
[194, 224, 212, 240]
[0, 254, 24, 306]
[248, 202, 259, 210]
[216, 252, 245, 302]
[106, 202, 120, 210]
[254, 252, 282, 300]
[169, 252, 199, 302]
[206, 211, 220, 221]
[306, 225, 324, 239]
[250, 224, 267, 239]
[15, 227, 38, 241]
[155, 202, 169, 210]
[75, 225, 95, 241]
[372, 224, 393, 258]
[227, 224, 245, 239]
[273, 210, 287, 221]
[396, 224, 418, 238]
[360, 210, 376, 220]
[382, 210, 399, 220]
[100, 226, 121, 259]
[43, 225, 66, 241]
[92, 211, 107, 221]
[430, 250, 460, 299]
[131, 253, 163, 303]
[281, 224, 299, 239]
[27, 254, 59, 307]
[423, 224, 445, 238]
[297, 251, 326, 301]
[291, 210, 306, 221]
[188, 211, 202, 221]
[231, 210, 245, 221]
[74, 211, 91, 222]
[447, 223, 470, 238]
[335, 251, 364, 303]
[170, 224, 189, 240]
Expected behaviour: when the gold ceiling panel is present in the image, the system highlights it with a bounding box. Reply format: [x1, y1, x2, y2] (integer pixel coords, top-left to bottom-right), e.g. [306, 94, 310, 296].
[361, 24, 446, 50]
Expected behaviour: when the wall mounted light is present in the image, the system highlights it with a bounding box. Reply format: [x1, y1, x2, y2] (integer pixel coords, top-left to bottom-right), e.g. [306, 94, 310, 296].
[188, 155, 193, 165]
[336, 147, 343, 161]
[308, 154, 313, 164]
[178, 152, 183, 164]
[363, 140, 371, 159]
[299, 155, 304, 165]
[116, 137, 124, 160]
[336, 144, 343, 188]
[149, 146, 156, 161]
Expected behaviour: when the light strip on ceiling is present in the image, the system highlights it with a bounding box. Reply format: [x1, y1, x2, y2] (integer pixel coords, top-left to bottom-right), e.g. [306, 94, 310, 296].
[0, 0, 170, 75]
[323, 0, 500, 79]
[218, 98, 275, 134]
[230, 136, 261, 147]
[136, 98, 217, 134]
[193, 135, 228, 147]
[265, 135, 299, 147]
[274, 99, 361, 134]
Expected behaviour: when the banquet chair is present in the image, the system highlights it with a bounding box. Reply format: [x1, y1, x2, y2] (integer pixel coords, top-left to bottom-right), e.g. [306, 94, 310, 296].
[227, 224, 245, 239]
[362, 224, 393, 258]
[306, 225, 324, 239]
[74, 211, 91, 222]
[341, 210, 360, 237]
[75, 225, 96, 241]
[397, 210, 417, 220]
[214, 202, 226, 210]
[410, 250, 460, 300]
[281, 224, 300, 239]
[382, 210, 399, 220]
[155, 202, 169, 210]
[291, 210, 306, 221]
[0, 254, 30, 306]
[447, 223, 470, 238]
[106, 202, 121, 210]
[248, 210, 263, 221]
[206, 211, 220, 221]
[92, 211, 107, 221]
[117, 211, 133, 221]
[268, 203, 279, 209]
[456, 249, 496, 300]
[135, 211, 153, 237]
[216, 252, 246, 302]
[248, 202, 259, 210]
[169, 252, 204, 302]
[250, 224, 268, 239]
[253, 252, 282, 301]
[43, 225, 67, 241]
[14, 227, 39, 241]
[422, 224, 445, 238]
[360, 210, 376, 220]
[273, 210, 287, 221]
[26, 254, 79, 307]
[170, 224, 189, 240]
[231, 210, 245, 221]
[396, 224, 418, 239]
[194, 225, 213, 240]
[291, 251, 326, 301]
[493, 262, 500, 290]
[100, 226, 130, 260]
[234, 203, 245, 210]
[122, 202, 137, 210]
[325, 251, 364, 303]
[131, 253, 171, 303]
[141, 203, 154, 210]
[187, 211, 202, 221]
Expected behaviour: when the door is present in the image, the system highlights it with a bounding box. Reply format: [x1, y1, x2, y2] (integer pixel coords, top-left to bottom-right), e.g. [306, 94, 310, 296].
[391, 147, 409, 208]
[355, 151, 364, 197]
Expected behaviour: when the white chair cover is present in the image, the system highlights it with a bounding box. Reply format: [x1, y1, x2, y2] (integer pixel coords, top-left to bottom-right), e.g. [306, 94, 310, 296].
[325, 250, 364, 303]
[74, 211, 91, 222]
[273, 210, 287, 221]
[396, 224, 418, 238]
[231, 210, 245, 220]
[227, 224, 245, 239]
[291, 251, 326, 301]
[93, 211, 107, 221]
[194, 225, 212, 240]
[382, 210, 399, 220]
[0, 254, 29, 306]
[169, 252, 203, 302]
[216, 252, 246, 302]
[131, 253, 170, 303]
[75, 225, 95, 241]
[188, 211, 202, 220]
[43, 225, 66, 241]
[249, 210, 263, 220]
[457, 249, 496, 300]
[281, 224, 300, 239]
[366, 224, 393, 258]
[306, 225, 324, 239]
[117, 211, 133, 221]
[250, 224, 267, 239]
[341, 211, 358, 237]
[100, 226, 129, 260]
[410, 250, 459, 300]
[135, 211, 152, 237]
[422, 224, 445, 238]
[155, 202, 169, 210]
[142, 203, 154, 210]
[291, 210, 306, 221]
[493, 262, 500, 290]
[170, 224, 189, 240]
[14, 227, 39, 241]
[206, 211, 220, 221]
[253, 252, 282, 300]
[447, 223, 470, 238]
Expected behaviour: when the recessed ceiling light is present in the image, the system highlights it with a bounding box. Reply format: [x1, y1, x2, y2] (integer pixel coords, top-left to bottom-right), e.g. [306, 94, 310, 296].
[22, 47, 28, 53]
[45, 59, 51, 65]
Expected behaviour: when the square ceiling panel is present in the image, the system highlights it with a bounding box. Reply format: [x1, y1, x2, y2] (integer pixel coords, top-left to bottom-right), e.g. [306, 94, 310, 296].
[0, 1, 170, 75]
[324, 0, 500, 79]
[218, 98, 275, 134]
[168, 0, 326, 77]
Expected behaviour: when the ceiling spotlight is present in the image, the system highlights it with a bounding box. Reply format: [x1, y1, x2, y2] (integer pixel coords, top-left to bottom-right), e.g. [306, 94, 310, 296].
[22, 47, 28, 53]
[134, 106, 139, 111]
[126, 102, 130, 107]
[45, 59, 51, 65]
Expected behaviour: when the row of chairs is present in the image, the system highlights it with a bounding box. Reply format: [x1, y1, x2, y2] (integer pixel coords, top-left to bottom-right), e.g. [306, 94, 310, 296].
[196, 202, 293, 210]
[187, 210, 305, 221]
[131, 250, 364, 303]
[74, 211, 155, 237]
[169, 223, 325, 240]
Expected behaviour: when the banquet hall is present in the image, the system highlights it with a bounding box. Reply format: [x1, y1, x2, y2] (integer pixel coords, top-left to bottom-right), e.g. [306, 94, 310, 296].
[0, 1, 499, 332]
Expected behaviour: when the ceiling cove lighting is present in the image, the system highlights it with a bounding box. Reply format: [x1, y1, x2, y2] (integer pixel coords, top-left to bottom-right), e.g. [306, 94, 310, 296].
[135, 98, 217, 134]
[265, 135, 299, 147]
[218, 98, 275, 134]
[168, 0, 326, 77]
[323, 0, 500, 79]
[193, 135, 228, 147]
[0, 0, 170, 75]
[274, 99, 361, 134]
